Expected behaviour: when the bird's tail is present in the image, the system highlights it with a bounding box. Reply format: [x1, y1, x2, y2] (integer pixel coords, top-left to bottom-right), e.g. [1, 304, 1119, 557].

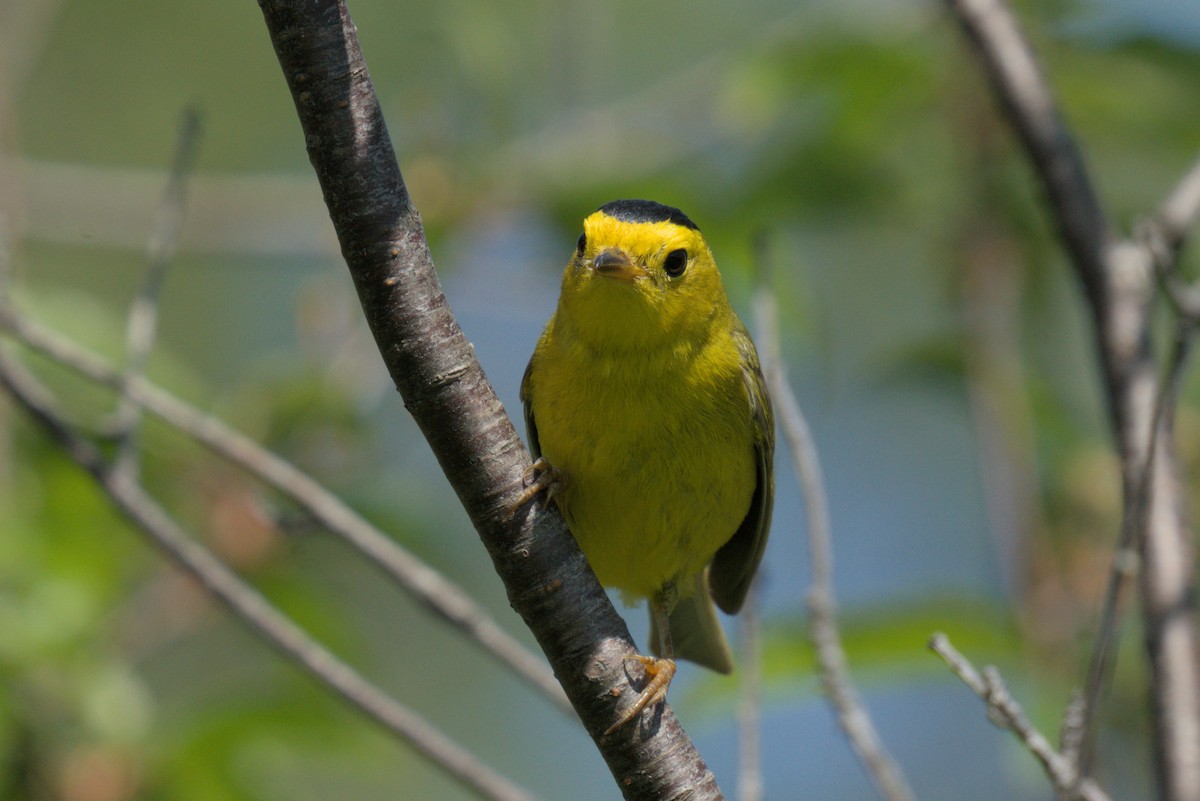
[648, 569, 734, 674]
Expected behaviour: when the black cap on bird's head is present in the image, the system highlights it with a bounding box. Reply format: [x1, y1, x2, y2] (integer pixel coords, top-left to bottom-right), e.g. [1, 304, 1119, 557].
[560, 198, 730, 349]
[596, 199, 700, 232]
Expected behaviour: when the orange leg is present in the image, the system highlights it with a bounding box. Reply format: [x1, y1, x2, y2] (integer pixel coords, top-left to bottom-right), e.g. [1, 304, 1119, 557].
[604, 585, 677, 734]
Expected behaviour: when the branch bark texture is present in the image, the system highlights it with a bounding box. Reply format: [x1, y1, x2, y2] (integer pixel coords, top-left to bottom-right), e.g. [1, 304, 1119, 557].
[255, 2, 722, 798]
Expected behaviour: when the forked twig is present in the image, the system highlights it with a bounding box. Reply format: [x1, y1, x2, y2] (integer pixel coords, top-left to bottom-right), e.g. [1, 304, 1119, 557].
[930, 634, 1111, 801]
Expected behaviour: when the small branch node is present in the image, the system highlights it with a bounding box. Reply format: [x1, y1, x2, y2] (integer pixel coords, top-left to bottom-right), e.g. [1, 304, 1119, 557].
[1060, 691, 1087, 766]
[930, 633, 1112, 801]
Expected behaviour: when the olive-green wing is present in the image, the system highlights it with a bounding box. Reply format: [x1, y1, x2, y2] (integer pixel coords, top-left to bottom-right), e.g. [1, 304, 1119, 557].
[708, 320, 775, 615]
[519, 356, 542, 460]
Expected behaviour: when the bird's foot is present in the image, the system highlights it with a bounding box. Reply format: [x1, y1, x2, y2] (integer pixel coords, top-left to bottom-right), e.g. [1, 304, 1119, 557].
[604, 655, 677, 735]
[506, 457, 568, 520]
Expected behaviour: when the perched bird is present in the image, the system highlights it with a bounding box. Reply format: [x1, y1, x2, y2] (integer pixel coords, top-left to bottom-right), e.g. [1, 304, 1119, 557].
[519, 199, 774, 733]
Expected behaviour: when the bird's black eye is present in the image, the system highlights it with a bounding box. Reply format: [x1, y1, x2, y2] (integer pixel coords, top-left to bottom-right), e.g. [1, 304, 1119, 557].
[663, 249, 688, 277]
[576, 232, 587, 255]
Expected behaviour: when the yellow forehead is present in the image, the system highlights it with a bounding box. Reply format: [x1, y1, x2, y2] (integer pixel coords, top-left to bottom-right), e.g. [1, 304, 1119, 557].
[582, 211, 706, 258]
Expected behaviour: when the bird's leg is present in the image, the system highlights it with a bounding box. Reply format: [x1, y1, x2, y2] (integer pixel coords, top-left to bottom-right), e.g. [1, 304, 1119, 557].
[506, 457, 568, 519]
[604, 583, 678, 734]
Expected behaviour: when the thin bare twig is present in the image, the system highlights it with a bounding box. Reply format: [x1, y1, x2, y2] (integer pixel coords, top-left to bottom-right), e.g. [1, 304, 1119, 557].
[1141, 155, 1200, 319]
[1146, 155, 1200, 267]
[1078, 316, 1199, 774]
[755, 278, 915, 801]
[0, 306, 570, 715]
[1060, 691, 1087, 768]
[929, 634, 1111, 801]
[111, 107, 202, 479]
[0, 347, 537, 801]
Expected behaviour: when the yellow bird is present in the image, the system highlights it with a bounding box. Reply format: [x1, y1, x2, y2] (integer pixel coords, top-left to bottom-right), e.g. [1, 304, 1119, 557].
[520, 199, 774, 732]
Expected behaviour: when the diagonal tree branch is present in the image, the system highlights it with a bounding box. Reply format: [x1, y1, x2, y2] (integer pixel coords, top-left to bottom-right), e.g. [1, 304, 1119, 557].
[254, 1, 723, 798]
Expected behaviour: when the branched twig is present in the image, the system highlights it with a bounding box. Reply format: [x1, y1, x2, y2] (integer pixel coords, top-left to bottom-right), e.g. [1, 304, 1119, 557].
[947, 1, 1200, 797]
[111, 107, 202, 479]
[0, 306, 571, 715]
[929, 634, 1111, 801]
[1078, 314, 1199, 773]
[255, 2, 722, 798]
[0, 347, 537, 801]
[755, 275, 915, 801]
[1144, 155, 1200, 270]
[1141, 155, 1200, 320]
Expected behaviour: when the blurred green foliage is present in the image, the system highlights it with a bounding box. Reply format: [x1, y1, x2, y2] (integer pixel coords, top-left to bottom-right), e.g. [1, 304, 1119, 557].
[2, 0, 1197, 798]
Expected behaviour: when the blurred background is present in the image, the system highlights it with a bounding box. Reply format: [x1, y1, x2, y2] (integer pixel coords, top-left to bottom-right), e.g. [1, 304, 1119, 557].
[2, 0, 1199, 799]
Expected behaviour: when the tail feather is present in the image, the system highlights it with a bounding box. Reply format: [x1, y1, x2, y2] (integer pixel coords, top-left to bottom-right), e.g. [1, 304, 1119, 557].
[648, 570, 734, 674]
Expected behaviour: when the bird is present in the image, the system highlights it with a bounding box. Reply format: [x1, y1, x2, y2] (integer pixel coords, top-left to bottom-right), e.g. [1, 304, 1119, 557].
[518, 199, 774, 733]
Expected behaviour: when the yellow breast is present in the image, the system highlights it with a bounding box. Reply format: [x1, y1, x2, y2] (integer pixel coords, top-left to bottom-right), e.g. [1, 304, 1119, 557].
[527, 323, 756, 600]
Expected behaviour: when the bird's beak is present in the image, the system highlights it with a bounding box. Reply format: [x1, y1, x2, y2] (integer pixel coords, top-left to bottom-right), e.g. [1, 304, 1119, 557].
[592, 249, 644, 282]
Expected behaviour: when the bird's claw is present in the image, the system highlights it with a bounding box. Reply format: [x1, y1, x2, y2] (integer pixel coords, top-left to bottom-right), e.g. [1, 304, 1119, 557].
[603, 655, 677, 735]
[505, 457, 567, 520]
